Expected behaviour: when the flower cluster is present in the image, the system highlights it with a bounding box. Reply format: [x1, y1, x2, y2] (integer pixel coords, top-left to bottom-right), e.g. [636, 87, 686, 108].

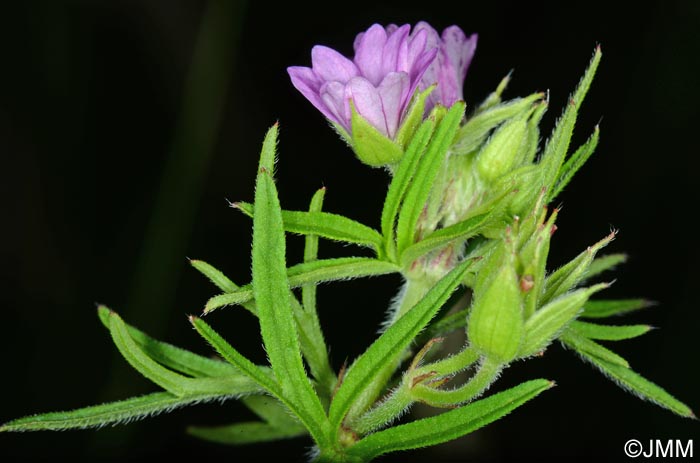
[288, 22, 477, 164]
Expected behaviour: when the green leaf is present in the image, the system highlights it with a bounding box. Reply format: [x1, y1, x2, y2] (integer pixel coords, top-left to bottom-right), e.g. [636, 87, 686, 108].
[542, 46, 601, 202]
[329, 258, 475, 433]
[302, 187, 326, 315]
[107, 309, 195, 396]
[189, 316, 279, 395]
[204, 258, 399, 313]
[235, 201, 383, 252]
[347, 379, 553, 460]
[189, 259, 239, 293]
[399, 212, 490, 268]
[96, 306, 238, 378]
[584, 253, 628, 281]
[581, 298, 651, 319]
[242, 395, 302, 428]
[381, 119, 436, 257]
[396, 102, 465, 254]
[188, 421, 306, 445]
[251, 124, 328, 442]
[0, 392, 232, 432]
[561, 329, 629, 368]
[569, 320, 652, 341]
[570, 346, 694, 418]
[550, 125, 599, 200]
[519, 284, 606, 358]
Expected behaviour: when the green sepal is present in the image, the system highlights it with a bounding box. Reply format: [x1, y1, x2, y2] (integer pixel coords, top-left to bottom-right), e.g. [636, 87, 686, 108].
[569, 320, 653, 341]
[329, 258, 475, 437]
[235, 201, 384, 252]
[395, 85, 436, 149]
[350, 101, 404, 167]
[581, 298, 652, 319]
[519, 283, 607, 358]
[346, 379, 553, 461]
[567, 342, 695, 418]
[453, 92, 543, 155]
[542, 231, 614, 304]
[467, 245, 524, 363]
[188, 421, 307, 445]
[0, 392, 235, 432]
[476, 111, 530, 183]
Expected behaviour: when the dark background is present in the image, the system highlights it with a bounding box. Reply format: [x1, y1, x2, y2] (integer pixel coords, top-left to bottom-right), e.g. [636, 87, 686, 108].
[1, 1, 698, 461]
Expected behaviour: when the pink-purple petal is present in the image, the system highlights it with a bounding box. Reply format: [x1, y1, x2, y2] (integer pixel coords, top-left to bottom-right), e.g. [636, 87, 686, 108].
[354, 24, 388, 86]
[311, 45, 359, 83]
[377, 72, 410, 138]
[346, 77, 388, 136]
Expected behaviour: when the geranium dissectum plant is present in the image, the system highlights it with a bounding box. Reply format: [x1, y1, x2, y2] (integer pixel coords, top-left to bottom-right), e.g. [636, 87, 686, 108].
[2, 21, 693, 463]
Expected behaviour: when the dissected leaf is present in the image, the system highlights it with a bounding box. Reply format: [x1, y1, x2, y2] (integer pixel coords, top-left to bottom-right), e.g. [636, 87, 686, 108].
[581, 298, 651, 319]
[569, 320, 652, 341]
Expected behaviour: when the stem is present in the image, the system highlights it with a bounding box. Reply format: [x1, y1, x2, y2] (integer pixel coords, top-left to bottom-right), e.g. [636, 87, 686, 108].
[350, 384, 412, 435]
[344, 278, 432, 423]
[411, 356, 502, 407]
[414, 345, 479, 379]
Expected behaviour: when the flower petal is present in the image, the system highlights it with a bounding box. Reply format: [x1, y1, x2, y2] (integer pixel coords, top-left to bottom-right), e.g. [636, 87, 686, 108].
[382, 24, 410, 77]
[354, 24, 388, 86]
[311, 45, 359, 83]
[320, 81, 351, 131]
[378, 72, 410, 138]
[443, 28, 478, 83]
[346, 77, 388, 136]
[288, 66, 339, 122]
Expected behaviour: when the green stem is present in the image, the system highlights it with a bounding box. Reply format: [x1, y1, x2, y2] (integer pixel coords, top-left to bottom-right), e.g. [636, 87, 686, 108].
[414, 345, 479, 379]
[350, 384, 412, 436]
[411, 357, 502, 407]
[344, 278, 433, 423]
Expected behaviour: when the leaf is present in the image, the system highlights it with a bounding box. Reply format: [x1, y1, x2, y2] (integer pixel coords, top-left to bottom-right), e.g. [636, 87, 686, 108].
[396, 102, 465, 254]
[242, 395, 302, 428]
[519, 284, 607, 358]
[580, 298, 651, 319]
[347, 379, 553, 460]
[188, 421, 306, 445]
[189, 316, 280, 396]
[561, 329, 629, 368]
[251, 124, 328, 442]
[204, 258, 399, 314]
[584, 253, 627, 281]
[399, 212, 490, 268]
[569, 320, 652, 341]
[107, 309, 196, 396]
[550, 125, 599, 200]
[542, 46, 601, 202]
[570, 346, 694, 418]
[235, 201, 383, 252]
[0, 392, 233, 432]
[189, 259, 239, 293]
[381, 119, 435, 257]
[96, 306, 238, 378]
[302, 187, 326, 315]
[329, 258, 475, 433]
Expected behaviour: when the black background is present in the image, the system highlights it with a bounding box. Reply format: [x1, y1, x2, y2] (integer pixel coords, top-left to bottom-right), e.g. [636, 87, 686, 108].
[2, 1, 698, 462]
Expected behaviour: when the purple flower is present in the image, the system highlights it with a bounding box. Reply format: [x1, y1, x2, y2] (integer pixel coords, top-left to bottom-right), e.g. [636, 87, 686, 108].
[415, 22, 478, 113]
[287, 24, 437, 138]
